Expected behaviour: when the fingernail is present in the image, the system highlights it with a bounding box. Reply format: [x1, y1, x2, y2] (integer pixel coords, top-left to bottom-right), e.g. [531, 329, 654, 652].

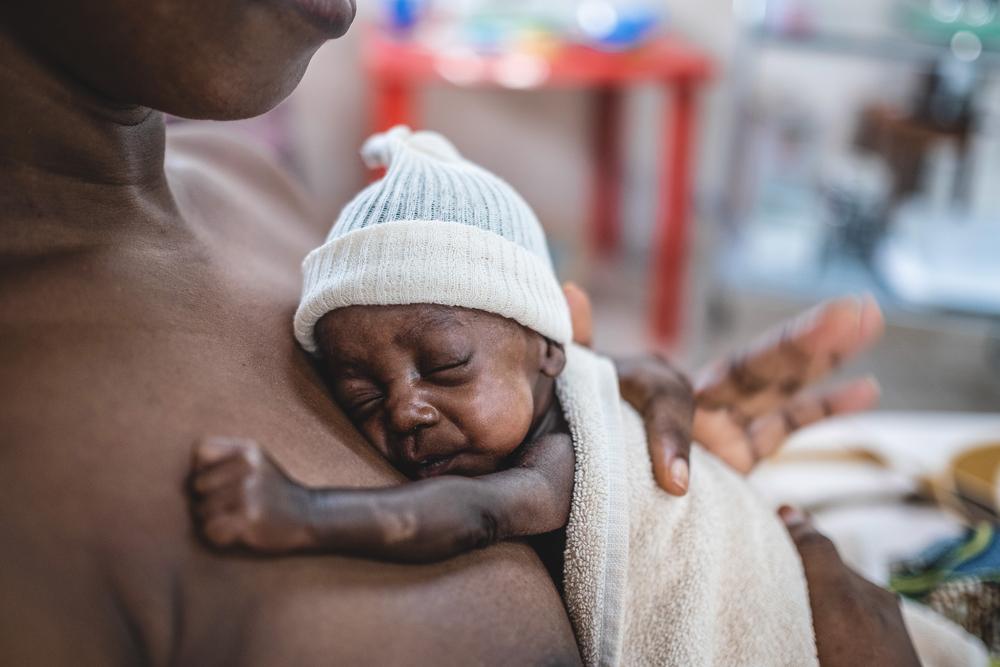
[778, 505, 806, 526]
[670, 458, 689, 492]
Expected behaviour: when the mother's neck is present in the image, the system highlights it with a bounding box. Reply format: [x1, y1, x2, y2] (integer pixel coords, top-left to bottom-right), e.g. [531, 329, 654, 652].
[0, 29, 178, 249]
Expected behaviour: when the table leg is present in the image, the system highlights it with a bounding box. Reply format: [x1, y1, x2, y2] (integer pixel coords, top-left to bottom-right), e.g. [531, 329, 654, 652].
[373, 76, 416, 133]
[652, 82, 698, 345]
[591, 87, 623, 257]
[369, 76, 417, 180]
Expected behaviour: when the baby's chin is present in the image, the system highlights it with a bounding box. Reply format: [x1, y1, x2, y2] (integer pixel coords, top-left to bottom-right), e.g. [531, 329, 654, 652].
[408, 445, 518, 480]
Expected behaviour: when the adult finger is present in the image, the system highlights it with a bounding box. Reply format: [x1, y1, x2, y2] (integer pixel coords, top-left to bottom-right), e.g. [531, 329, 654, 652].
[691, 405, 759, 474]
[778, 505, 840, 563]
[564, 282, 594, 348]
[777, 505, 814, 540]
[643, 391, 694, 496]
[778, 506, 922, 667]
[618, 354, 696, 495]
[748, 376, 880, 462]
[696, 296, 864, 402]
[696, 295, 884, 414]
[785, 294, 884, 369]
[777, 506, 850, 621]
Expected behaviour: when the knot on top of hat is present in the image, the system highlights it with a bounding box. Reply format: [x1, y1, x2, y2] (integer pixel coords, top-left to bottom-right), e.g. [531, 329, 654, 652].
[360, 125, 464, 170]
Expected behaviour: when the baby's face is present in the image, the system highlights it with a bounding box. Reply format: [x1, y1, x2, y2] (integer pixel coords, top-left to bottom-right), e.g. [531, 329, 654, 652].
[315, 304, 563, 479]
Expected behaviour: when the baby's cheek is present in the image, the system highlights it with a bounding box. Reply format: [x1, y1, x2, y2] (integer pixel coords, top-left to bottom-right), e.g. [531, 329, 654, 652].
[463, 377, 536, 457]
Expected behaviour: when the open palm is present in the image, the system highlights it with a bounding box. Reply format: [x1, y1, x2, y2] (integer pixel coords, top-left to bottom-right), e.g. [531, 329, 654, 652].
[564, 285, 884, 493]
[692, 296, 883, 474]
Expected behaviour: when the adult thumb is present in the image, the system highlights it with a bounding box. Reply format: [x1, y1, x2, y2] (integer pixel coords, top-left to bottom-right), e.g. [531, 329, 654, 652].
[564, 282, 593, 348]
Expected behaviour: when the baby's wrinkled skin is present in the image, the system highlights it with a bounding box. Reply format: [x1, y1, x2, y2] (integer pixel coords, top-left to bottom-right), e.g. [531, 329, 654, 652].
[319, 305, 567, 479]
[190, 305, 575, 561]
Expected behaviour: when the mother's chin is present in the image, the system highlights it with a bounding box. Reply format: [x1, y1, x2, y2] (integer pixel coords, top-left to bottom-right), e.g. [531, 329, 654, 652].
[0, 0, 356, 120]
[280, 0, 357, 39]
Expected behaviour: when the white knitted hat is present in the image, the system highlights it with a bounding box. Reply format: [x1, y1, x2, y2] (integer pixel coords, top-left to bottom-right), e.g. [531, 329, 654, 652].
[294, 125, 572, 354]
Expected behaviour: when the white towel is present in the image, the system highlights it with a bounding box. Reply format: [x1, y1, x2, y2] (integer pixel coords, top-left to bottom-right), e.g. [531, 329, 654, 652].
[556, 344, 819, 667]
[555, 344, 990, 666]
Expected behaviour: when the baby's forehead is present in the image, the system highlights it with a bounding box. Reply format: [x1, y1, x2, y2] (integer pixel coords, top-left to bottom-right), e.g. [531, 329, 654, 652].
[317, 304, 531, 358]
[399, 305, 471, 338]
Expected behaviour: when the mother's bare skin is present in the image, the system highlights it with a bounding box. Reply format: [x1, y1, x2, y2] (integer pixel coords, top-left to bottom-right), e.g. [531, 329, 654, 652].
[0, 0, 914, 662]
[0, 25, 579, 667]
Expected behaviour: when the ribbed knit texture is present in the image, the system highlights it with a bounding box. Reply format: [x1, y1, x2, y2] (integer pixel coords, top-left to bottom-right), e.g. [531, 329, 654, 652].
[294, 126, 572, 354]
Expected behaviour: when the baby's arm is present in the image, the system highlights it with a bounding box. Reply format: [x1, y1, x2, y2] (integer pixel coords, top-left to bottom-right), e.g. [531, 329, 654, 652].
[189, 434, 574, 563]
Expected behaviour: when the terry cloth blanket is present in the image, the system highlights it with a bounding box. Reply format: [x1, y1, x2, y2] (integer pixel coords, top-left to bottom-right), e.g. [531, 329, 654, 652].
[555, 344, 819, 667]
[555, 344, 991, 667]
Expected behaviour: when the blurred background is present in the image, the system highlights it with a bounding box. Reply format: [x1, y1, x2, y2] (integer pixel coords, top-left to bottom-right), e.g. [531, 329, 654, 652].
[180, 0, 1000, 411]
[174, 0, 1000, 651]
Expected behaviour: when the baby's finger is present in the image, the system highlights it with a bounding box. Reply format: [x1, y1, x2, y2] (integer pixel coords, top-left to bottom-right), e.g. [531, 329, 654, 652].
[193, 483, 246, 520]
[748, 376, 881, 461]
[202, 515, 247, 548]
[193, 436, 259, 469]
[191, 456, 255, 495]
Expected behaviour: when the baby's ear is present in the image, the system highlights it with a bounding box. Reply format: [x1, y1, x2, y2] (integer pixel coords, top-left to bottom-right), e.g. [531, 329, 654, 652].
[539, 339, 567, 378]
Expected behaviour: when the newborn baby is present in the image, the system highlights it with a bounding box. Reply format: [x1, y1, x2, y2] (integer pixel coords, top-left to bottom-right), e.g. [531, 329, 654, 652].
[190, 127, 819, 665]
[191, 126, 579, 563]
[191, 303, 575, 562]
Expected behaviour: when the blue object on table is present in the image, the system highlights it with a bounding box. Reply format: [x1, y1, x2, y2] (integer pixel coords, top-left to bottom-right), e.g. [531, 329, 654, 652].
[596, 8, 661, 49]
[576, 2, 664, 50]
[386, 0, 425, 32]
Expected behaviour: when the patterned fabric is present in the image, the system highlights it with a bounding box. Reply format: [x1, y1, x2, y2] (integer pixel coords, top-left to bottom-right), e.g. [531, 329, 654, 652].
[891, 522, 1000, 659]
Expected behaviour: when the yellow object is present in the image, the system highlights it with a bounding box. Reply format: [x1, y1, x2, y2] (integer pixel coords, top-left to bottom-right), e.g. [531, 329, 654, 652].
[768, 441, 1000, 522]
[943, 442, 1000, 522]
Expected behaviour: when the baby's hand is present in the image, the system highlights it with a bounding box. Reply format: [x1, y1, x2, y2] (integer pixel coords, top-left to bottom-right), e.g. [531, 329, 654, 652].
[189, 437, 316, 554]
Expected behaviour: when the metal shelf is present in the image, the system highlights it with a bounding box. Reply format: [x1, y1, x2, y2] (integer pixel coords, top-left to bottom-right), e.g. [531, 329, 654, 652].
[713, 10, 1000, 332]
[715, 229, 1000, 334]
[749, 27, 1000, 67]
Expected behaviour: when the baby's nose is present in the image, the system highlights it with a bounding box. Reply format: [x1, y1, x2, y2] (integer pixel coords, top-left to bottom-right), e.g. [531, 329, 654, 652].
[386, 388, 440, 435]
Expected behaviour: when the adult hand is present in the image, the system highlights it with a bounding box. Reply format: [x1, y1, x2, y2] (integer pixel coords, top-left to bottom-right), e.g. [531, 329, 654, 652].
[565, 283, 694, 494]
[565, 285, 884, 494]
[693, 295, 884, 474]
[779, 507, 920, 666]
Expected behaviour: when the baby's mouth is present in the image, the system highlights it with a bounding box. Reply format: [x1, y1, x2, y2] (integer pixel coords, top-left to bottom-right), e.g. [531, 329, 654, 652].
[411, 453, 459, 479]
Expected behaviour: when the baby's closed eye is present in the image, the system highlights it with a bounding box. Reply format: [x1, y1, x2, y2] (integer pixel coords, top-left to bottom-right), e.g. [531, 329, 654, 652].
[421, 352, 473, 383]
[337, 382, 384, 417]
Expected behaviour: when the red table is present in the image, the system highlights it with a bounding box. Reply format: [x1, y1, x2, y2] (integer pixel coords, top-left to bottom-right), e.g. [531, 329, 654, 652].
[363, 29, 714, 344]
